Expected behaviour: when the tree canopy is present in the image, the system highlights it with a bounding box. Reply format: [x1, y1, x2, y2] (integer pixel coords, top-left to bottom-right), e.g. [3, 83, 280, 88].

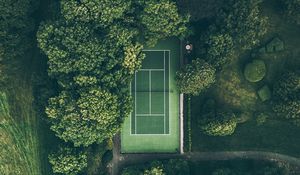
[199, 112, 237, 136]
[176, 59, 216, 95]
[0, 0, 37, 61]
[217, 0, 268, 50]
[272, 71, 300, 119]
[37, 0, 189, 147]
[48, 146, 87, 175]
[283, 0, 300, 25]
[46, 89, 130, 146]
[140, 0, 189, 46]
[205, 33, 234, 70]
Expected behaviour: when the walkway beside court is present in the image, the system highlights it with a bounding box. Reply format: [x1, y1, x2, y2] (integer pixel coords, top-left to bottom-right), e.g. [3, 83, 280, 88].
[111, 149, 300, 174]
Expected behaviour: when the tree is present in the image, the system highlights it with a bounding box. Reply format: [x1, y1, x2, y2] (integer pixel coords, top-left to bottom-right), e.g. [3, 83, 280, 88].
[165, 159, 190, 175]
[273, 72, 300, 101]
[60, 0, 131, 28]
[144, 166, 165, 175]
[272, 71, 300, 119]
[244, 59, 266, 83]
[176, 59, 216, 95]
[37, 0, 188, 147]
[46, 89, 130, 146]
[48, 146, 87, 175]
[205, 33, 234, 70]
[282, 0, 300, 25]
[140, 0, 189, 46]
[273, 100, 300, 119]
[199, 112, 237, 136]
[0, 0, 37, 61]
[217, 0, 268, 50]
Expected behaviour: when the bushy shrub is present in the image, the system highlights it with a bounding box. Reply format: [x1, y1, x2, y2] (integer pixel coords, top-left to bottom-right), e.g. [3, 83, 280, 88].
[272, 71, 300, 119]
[48, 146, 87, 175]
[199, 112, 237, 136]
[256, 113, 268, 126]
[176, 59, 216, 95]
[273, 100, 300, 119]
[282, 0, 300, 25]
[244, 59, 266, 82]
[273, 72, 300, 101]
[165, 159, 190, 175]
[205, 33, 234, 70]
[257, 85, 272, 102]
[217, 0, 268, 50]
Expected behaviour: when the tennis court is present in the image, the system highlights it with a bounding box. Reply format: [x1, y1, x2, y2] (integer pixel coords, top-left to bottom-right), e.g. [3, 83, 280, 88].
[121, 38, 180, 153]
[131, 50, 170, 134]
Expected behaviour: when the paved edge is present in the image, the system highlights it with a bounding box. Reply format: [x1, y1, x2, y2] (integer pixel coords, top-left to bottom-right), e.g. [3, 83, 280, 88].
[111, 150, 300, 175]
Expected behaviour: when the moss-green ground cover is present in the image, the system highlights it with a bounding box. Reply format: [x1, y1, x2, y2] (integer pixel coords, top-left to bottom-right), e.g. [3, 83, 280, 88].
[190, 0, 300, 157]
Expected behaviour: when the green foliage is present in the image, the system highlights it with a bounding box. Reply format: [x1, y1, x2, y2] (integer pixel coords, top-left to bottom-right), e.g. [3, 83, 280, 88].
[212, 168, 234, 175]
[244, 59, 266, 83]
[60, 0, 131, 27]
[256, 113, 268, 126]
[218, 0, 268, 50]
[37, 0, 188, 147]
[273, 72, 300, 101]
[0, 0, 37, 61]
[140, 0, 189, 46]
[46, 89, 130, 146]
[165, 159, 190, 175]
[49, 146, 87, 175]
[199, 112, 237, 136]
[273, 100, 300, 119]
[144, 166, 165, 175]
[205, 33, 234, 69]
[121, 159, 188, 175]
[121, 168, 142, 175]
[257, 85, 272, 102]
[176, 59, 216, 95]
[283, 0, 300, 25]
[272, 71, 300, 119]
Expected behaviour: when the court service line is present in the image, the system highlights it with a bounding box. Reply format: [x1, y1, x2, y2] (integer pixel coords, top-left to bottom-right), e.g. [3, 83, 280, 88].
[129, 82, 132, 135]
[168, 50, 171, 134]
[136, 114, 164, 116]
[164, 51, 166, 134]
[135, 73, 137, 134]
[143, 49, 171, 52]
[140, 69, 164, 71]
[149, 70, 151, 115]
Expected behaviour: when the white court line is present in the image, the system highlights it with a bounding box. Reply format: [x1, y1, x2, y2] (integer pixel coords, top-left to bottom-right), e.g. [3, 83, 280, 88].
[143, 49, 170, 52]
[164, 51, 166, 134]
[140, 69, 164, 71]
[136, 114, 164, 116]
[129, 82, 132, 135]
[149, 70, 151, 115]
[130, 49, 172, 136]
[135, 73, 137, 134]
[168, 50, 170, 134]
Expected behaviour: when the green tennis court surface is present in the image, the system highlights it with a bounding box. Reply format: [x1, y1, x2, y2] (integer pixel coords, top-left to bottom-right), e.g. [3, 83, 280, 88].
[121, 38, 180, 153]
[131, 50, 169, 134]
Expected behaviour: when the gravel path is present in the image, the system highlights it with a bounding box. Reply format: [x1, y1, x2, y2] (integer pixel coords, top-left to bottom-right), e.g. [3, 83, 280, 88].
[110, 134, 300, 175]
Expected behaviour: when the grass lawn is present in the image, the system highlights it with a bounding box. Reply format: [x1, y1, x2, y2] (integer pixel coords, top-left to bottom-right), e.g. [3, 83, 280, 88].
[121, 38, 180, 153]
[190, 0, 300, 157]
